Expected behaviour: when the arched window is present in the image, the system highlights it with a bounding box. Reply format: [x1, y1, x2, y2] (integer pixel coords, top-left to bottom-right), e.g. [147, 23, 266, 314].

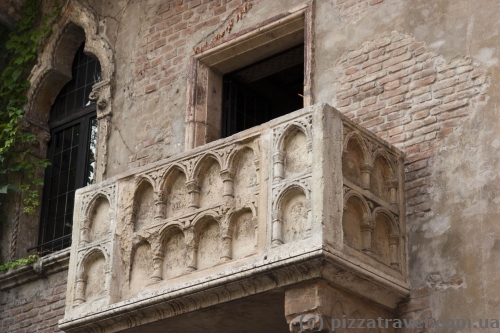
[37, 43, 101, 254]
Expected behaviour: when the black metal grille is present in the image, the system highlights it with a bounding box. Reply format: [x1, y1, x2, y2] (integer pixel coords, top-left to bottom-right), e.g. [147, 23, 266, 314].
[221, 78, 271, 138]
[50, 44, 101, 123]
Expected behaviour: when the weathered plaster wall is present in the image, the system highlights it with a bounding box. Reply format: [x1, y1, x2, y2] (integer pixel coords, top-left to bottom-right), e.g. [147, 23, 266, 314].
[314, 0, 500, 327]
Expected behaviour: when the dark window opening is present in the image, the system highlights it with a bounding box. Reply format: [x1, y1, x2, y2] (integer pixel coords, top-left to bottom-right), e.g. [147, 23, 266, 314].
[221, 44, 304, 138]
[33, 43, 101, 255]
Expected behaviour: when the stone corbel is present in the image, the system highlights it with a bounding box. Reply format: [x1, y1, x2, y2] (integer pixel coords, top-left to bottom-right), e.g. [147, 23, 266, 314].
[89, 80, 112, 119]
[186, 180, 200, 209]
[389, 234, 400, 268]
[285, 283, 334, 333]
[79, 217, 91, 246]
[271, 210, 283, 247]
[360, 163, 373, 190]
[273, 150, 285, 181]
[219, 169, 235, 199]
[153, 191, 167, 220]
[184, 228, 197, 272]
[361, 217, 374, 253]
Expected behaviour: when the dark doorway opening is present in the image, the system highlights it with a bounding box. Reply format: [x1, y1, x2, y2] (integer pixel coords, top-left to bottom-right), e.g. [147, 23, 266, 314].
[221, 44, 304, 138]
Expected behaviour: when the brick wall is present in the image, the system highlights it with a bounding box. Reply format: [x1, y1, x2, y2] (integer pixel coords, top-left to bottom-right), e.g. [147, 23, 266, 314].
[128, 0, 254, 168]
[332, 30, 489, 225]
[0, 270, 67, 333]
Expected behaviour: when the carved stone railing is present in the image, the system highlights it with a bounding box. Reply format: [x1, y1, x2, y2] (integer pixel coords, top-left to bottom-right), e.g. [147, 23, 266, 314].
[60, 103, 408, 333]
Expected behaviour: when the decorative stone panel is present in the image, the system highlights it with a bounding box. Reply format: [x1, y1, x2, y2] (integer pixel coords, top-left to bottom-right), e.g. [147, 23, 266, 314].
[61, 103, 407, 333]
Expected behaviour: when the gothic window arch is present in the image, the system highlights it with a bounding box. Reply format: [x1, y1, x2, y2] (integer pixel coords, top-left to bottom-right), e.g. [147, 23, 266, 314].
[37, 43, 102, 253]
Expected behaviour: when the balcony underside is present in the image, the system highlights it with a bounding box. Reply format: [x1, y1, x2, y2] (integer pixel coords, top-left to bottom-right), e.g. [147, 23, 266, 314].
[59, 248, 408, 333]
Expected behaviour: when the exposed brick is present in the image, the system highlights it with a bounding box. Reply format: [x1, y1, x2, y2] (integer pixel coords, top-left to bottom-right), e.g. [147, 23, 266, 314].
[413, 67, 435, 80]
[359, 81, 376, 91]
[337, 87, 360, 100]
[410, 74, 436, 90]
[379, 85, 408, 100]
[362, 36, 391, 53]
[388, 125, 404, 136]
[379, 70, 408, 84]
[361, 96, 377, 107]
[442, 88, 478, 104]
[405, 86, 430, 99]
[388, 95, 404, 106]
[413, 92, 431, 104]
[413, 110, 429, 120]
[433, 73, 468, 91]
[347, 69, 367, 82]
[383, 52, 412, 68]
[360, 117, 384, 128]
[384, 80, 400, 91]
[430, 99, 468, 115]
[345, 67, 358, 75]
[379, 115, 411, 131]
[366, 63, 382, 74]
[380, 102, 411, 116]
[361, 53, 391, 69]
[337, 97, 351, 107]
[343, 54, 369, 68]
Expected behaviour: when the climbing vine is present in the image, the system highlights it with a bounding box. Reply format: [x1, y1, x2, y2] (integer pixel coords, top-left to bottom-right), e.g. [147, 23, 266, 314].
[0, 0, 62, 215]
[0, 254, 39, 272]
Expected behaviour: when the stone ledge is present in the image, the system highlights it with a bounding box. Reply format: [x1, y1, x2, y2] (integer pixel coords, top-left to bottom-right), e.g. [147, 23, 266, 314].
[59, 247, 409, 333]
[0, 249, 70, 291]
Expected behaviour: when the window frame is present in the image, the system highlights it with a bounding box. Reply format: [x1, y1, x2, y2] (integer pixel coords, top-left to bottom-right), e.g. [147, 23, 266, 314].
[34, 42, 102, 254]
[185, 4, 315, 150]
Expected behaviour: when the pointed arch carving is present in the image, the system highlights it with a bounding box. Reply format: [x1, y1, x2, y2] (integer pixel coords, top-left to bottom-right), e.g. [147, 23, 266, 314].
[26, 0, 114, 182]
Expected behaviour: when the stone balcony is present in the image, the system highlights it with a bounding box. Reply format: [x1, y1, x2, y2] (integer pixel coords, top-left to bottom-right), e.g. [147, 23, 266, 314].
[60, 103, 409, 333]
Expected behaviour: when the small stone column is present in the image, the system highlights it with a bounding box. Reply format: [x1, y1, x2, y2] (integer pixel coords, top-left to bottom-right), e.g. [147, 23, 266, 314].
[74, 278, 86, 305]
[254, 158, 260, 185]
[389, 235, 400, 268]
[271, 210, 283, 246]
[360, 163, 373, 190]
[184, 229, 197, 272]
[151, 253, 164, 282]
[388, 180, 398, 208]
[220, 235, 232, 262]
[79, 217, 90, 246]
[186, 180, 200, 209]
[253, 217, 259, 250]
[219, 170, 235, 199]
[154, 191, 167, 220]
[361, 217, 373, 253]
[273, 150, 285, 181]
